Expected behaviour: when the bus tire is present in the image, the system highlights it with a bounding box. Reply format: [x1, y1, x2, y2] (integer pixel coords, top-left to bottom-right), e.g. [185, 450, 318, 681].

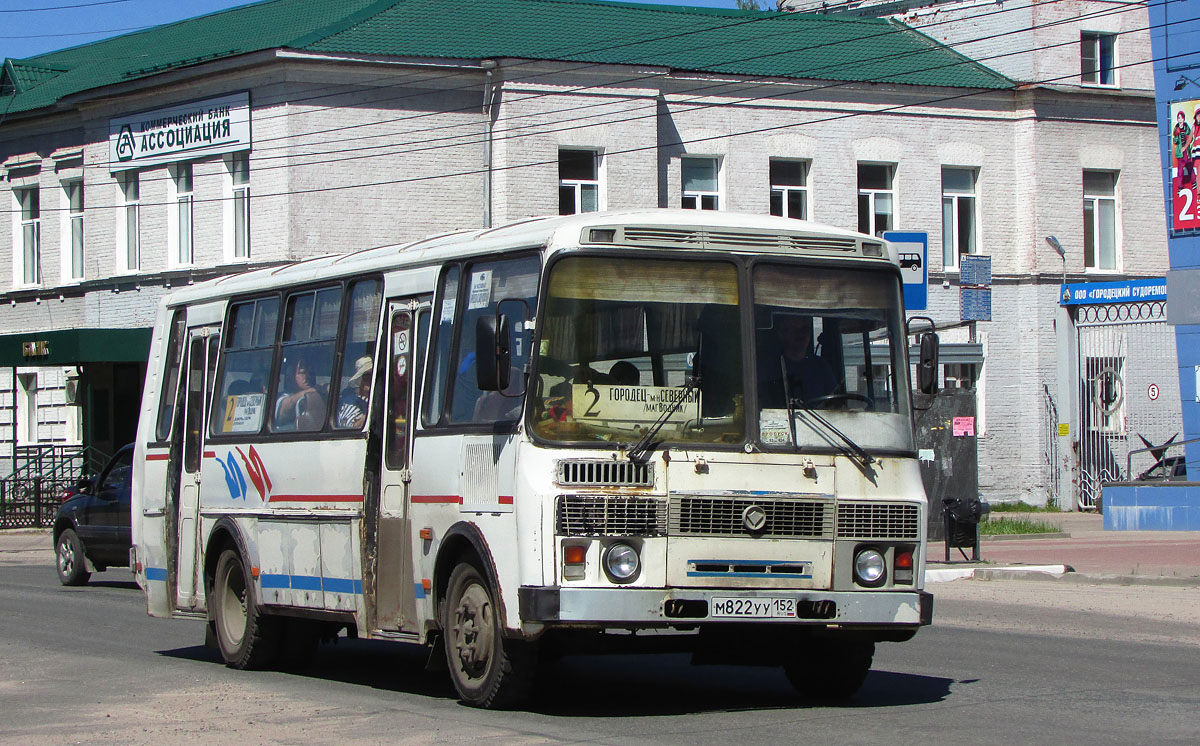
[783, 640, 874, 700]
[443, 561, 536, 709]
[211, 548, 279, 670]
[55, 528, 91, 586]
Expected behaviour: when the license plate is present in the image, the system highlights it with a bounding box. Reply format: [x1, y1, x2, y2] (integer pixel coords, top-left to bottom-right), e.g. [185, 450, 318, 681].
[709, 597, 796, 619]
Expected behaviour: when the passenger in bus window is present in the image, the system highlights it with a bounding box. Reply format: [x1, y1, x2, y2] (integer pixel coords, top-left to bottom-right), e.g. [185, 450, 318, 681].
[336, 356, 373, 429]
[608, 360, 640, 386]
[275, 355, 327, 431]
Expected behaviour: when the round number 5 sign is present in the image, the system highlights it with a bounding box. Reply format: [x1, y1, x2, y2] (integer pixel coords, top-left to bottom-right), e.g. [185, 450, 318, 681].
[1148, 383, 1160, 401]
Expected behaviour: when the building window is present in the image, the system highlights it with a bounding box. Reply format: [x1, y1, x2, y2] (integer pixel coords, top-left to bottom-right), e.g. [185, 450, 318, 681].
[228, 151, 250, 260]
[681, 157, 719, 210]
[171, 163, 193, 266]
[1083, 170, 1118, 271]
[63, 181, 83, 281]
[769, 159, 808, 220]
[119, 171, 140, 272]
[1081, 32, 1116, 86]
[941, 167, 977, 270]
[559, 149, 600, 215]
[857, 163, 894, 237]
[14, 186, 41, 285]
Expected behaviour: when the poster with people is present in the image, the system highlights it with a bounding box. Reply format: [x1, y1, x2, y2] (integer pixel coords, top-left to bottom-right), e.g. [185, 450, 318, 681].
[1170, 98, 1200, 232]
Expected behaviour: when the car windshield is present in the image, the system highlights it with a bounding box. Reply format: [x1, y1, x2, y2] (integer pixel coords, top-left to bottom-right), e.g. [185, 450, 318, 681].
[530, 256, 744, 446]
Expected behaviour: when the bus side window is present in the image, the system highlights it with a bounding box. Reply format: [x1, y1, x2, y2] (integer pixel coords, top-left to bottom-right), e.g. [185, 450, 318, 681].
[211, 296, 278, 436]
[446, 255, 540, 425]
[423, 266, 459, 426]
[272, 287, 341, 433]
[332, 278, 382, 431]
[155, 311, 186, 442]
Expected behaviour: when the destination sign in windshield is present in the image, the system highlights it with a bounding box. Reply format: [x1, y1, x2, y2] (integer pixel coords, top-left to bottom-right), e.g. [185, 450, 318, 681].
[572, 384, 700, 424]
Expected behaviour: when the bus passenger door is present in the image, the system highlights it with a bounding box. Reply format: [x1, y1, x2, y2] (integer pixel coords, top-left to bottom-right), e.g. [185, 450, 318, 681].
[176, 328, 219, 610]
[373, 297, 429, 631]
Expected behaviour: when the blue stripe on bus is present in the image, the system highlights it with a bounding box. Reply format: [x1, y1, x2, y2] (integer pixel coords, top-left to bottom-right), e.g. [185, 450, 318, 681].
[414, 583, 426, 599]
[260, 573, 363, 594]
[687, 571, 814, 579]
[145, 567, 168, 581]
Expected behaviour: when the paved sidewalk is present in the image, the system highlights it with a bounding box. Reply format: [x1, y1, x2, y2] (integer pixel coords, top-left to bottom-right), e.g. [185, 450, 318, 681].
[0, 528, 53, 565]
[929, 512, 1200, 585]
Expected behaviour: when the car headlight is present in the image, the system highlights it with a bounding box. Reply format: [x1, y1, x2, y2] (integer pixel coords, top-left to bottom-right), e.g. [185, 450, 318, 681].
[854, 547, 887, 587]
[603, 542, 640, 583]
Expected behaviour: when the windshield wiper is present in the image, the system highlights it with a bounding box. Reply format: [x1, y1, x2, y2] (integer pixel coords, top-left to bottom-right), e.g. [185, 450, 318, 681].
[780, 355, 874, 471]
[626, 374, 700, 463]
[794, 406, 875, 470]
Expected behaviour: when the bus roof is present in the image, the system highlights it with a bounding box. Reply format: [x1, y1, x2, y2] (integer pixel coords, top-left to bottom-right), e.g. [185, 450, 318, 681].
[161, 209, 892, 307]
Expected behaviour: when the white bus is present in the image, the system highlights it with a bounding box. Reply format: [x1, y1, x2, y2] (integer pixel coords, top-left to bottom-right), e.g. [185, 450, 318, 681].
[132, 209, 935, 708]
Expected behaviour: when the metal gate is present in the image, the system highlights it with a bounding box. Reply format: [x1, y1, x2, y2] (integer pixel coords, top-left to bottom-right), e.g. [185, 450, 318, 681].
[1075, 300, 1180, 509]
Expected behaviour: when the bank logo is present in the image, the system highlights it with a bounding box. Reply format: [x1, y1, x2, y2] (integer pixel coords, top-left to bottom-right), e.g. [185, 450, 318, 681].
[115, 125, 136, 162]
[217, 445, 273, 502]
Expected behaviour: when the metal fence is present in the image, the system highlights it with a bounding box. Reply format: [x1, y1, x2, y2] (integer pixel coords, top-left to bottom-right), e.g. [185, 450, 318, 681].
[0, 445, 109, 529]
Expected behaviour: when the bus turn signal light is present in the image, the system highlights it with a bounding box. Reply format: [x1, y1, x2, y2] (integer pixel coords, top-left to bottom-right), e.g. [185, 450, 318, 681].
[894, 547, 914, 584]
[563, 543, 587, 580]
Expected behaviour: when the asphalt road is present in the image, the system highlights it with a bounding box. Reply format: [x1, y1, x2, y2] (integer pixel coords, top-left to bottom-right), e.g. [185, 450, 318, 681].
[2, 563, 1198, 745]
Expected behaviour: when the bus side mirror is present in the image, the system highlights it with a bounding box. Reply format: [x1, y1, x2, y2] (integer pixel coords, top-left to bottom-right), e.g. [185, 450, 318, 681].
[918, 331, 939, 395]
[475, 314, 511, 392]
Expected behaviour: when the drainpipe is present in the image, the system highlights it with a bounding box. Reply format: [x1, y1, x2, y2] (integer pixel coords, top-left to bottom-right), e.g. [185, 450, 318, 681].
[481, 59, 497, 228]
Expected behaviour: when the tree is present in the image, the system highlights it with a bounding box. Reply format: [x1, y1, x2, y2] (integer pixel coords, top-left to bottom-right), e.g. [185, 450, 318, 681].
[736, 0, 763, 9]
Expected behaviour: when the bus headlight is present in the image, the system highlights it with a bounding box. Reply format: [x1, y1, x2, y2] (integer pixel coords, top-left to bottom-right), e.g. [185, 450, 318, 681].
[603, 542, 640, 583]
[853, 547, 887, 587]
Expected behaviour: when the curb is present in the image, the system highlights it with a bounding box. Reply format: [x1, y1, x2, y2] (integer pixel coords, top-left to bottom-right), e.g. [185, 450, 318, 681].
[980, 532, 1071, 542]
[929, 564, 1200, 587]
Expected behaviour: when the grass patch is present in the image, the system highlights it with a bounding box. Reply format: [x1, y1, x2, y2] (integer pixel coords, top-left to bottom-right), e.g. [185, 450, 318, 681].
[980, 517, 1059, 535]
[987, 502, 1058, 513]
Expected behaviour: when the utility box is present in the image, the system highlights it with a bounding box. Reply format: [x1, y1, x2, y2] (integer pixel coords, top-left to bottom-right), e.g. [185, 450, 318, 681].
[913, 389, 979, 543]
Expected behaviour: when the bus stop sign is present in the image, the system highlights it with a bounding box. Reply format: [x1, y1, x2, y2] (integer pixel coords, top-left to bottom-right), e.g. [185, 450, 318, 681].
[884, 231, 927, 311]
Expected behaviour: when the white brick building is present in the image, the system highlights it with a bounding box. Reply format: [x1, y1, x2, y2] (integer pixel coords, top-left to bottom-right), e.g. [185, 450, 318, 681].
[0, 0, 1174, 506]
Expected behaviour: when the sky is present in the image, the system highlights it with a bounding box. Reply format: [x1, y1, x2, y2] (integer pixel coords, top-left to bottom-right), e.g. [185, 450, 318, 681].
[1, 0, 751, 62]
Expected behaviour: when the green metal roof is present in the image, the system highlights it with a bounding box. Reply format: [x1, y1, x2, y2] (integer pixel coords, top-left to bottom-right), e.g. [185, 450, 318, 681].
[0, 0, 1011, 117]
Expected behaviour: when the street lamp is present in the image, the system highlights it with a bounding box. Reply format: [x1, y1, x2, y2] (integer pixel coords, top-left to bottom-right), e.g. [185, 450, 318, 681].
[1174, 75, 1200, 91]
[1045, 235, 1066, 286]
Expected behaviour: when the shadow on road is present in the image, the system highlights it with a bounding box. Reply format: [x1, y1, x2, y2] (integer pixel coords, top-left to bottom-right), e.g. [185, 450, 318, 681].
[157, 638, 956, 715]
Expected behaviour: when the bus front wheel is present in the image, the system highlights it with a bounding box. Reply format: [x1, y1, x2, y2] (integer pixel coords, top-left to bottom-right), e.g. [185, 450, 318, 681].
[211, 548, 279, 670]
[443, 561, 536, 709]
[783, 639, 874, 700]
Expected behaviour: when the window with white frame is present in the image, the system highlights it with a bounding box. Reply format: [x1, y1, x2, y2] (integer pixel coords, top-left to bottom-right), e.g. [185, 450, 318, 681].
[769, 159, 808, 219]
[681, 157, 719, 210]
[941, 167, 978, 270]
[62, 180, 84, 281]
[170, 162, 194, 266]
[857, 163, 894, 237]
[1081, 32, 1116, 86]
[228, 151, 250, 260]
[14, 186, 41, 285]
[1083, 170, 1118, 271]
[118, 171, 140, 272]
[558, 149, 600, 215]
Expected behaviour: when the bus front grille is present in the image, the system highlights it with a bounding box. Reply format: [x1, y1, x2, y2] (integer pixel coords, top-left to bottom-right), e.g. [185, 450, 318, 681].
[556, 495, 666, 537]
[556, 459, 653, 487]
[668, 496, 833, 539]
[835, 502, 920, 539]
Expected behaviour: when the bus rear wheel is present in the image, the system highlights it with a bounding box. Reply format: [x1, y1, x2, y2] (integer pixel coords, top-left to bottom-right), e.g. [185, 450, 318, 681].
[211, 548, 279, 670]
[443, 561, 536, 709]
[783, 639, 874, 700]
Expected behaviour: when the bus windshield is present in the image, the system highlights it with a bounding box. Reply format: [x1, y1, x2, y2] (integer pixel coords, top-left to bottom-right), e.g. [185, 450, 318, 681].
[531, 256, 744, 446]
[530, 254, 912, 453]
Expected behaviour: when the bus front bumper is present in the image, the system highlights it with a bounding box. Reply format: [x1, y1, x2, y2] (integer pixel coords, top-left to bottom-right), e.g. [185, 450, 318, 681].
[519, 587, 933, 627]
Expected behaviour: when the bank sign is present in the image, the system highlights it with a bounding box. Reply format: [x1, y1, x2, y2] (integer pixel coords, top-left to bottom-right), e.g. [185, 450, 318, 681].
[108, 92, 250, 172]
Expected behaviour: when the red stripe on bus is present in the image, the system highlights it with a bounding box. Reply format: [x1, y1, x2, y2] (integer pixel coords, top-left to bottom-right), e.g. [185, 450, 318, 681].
[268, 494, 362, 503]
[145, 453, 170, 462]
[411, 495, 462, 504]
[203, 451, 216, 459]
[498, 495, 514, 505]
